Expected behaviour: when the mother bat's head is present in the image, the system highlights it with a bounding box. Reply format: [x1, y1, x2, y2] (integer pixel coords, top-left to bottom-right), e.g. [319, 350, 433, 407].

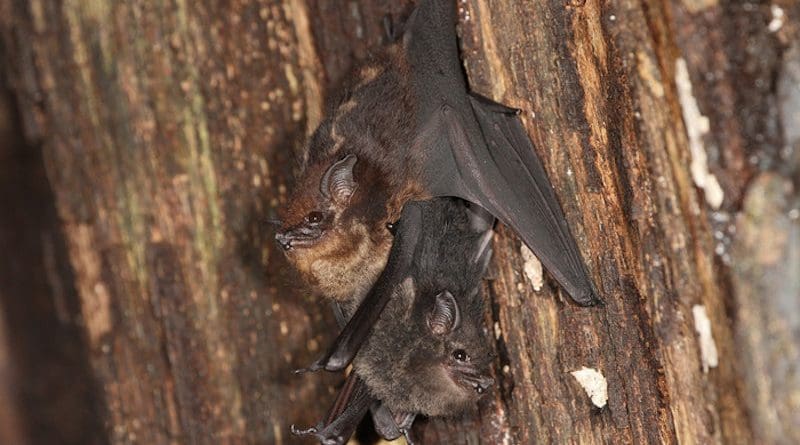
[275, 153, 393, 300]
[276, 154, 357, 250]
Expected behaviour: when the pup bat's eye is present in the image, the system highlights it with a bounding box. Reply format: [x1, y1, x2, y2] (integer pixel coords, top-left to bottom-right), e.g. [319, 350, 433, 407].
[306, 212, 324, 224]
[453, 349, 469, 362]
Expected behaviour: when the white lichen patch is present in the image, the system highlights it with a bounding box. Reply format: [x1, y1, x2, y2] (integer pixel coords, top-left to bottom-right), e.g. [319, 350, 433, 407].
[520, 245, 543, 291]
[570, 367, 608, 408]
[692, 304, 719, 373]
[768, 5, 785, 33]
[675, 58, 724, 209]
[682, 0, 718, 14]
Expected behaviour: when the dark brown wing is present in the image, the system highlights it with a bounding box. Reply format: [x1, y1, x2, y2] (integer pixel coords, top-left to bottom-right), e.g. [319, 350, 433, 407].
[298, 202, 423, 373]
[405, 0, 600, 305]
[290, 371, 371, 445]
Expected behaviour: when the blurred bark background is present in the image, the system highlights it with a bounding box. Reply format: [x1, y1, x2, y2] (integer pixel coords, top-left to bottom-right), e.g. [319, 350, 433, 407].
[0, 0, 797, 444]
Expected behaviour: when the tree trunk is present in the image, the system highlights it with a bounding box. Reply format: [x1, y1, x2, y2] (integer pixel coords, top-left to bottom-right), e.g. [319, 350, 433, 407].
[1, 1, 797, 444]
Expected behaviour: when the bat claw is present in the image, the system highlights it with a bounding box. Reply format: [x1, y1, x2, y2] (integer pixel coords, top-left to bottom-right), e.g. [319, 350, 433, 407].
[290, 424, 319, 436]
[292, 422, 351, 445]
[294, 361, 324, 375]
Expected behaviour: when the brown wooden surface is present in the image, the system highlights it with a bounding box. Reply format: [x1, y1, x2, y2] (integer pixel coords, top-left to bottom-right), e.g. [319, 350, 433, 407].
[0, 0, 798, 444]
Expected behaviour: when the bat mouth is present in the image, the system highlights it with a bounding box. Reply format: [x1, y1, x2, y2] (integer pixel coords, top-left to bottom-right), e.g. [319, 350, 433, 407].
[448, 363, 493, 395]
[275, 228, 326, 251]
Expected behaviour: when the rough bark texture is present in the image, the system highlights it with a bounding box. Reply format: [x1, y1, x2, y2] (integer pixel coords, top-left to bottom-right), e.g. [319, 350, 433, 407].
[0, 0, 797, 444]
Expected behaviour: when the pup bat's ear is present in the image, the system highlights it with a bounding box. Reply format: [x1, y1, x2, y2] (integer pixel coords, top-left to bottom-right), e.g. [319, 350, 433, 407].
[428, 291, 460, 335]
[320, 154, 357, 205]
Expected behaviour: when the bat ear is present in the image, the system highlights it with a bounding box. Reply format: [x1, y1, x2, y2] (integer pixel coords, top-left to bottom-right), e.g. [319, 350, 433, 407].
[427, 291, 460, 335]
[320, 154, 358, 205]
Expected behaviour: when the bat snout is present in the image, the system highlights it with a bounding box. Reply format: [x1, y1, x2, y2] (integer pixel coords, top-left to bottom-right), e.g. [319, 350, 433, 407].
[462, 372, 494, 394]
[473, 375, 494, 394]
[449, 363, 494, 395]
[275, 226, 325, 251]
[274, 232, 294, 251]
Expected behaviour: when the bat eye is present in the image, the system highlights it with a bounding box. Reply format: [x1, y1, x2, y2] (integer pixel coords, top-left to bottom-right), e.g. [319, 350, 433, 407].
[453, 349, 469, 362]
[306, 211, 324, 224]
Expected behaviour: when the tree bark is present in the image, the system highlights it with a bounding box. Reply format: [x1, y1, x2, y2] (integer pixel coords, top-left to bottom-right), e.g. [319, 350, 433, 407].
[1, 1, 797, 444]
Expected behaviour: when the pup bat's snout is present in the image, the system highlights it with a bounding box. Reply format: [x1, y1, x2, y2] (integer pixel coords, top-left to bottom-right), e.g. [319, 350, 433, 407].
[473, 375, 494, 394]
[451, 363, 494, 395]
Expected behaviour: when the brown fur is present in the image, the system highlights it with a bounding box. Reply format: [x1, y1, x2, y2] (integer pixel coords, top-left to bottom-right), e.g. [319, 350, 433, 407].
[351, 199, 494, 417]
[277, 42, 428, 302]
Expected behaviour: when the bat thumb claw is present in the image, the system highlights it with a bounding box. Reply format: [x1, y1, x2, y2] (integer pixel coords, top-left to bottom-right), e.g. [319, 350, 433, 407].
[293, 361, 323, 375]
[290, 424, 318, 436]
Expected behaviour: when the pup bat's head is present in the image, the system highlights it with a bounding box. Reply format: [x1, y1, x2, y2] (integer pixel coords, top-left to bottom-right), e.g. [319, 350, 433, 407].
[275, 153, 393, 300]
[355, 199, 495, 417]
[409, 284, 495, 415]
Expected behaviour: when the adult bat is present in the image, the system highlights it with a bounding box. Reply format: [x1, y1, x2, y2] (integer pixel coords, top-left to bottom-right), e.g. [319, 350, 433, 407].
[275, 0, 598, 308]
[293, 198, 495, 445]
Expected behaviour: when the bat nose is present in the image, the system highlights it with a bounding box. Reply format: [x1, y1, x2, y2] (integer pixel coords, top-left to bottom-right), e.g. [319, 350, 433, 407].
[274, 232, 293, 251]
